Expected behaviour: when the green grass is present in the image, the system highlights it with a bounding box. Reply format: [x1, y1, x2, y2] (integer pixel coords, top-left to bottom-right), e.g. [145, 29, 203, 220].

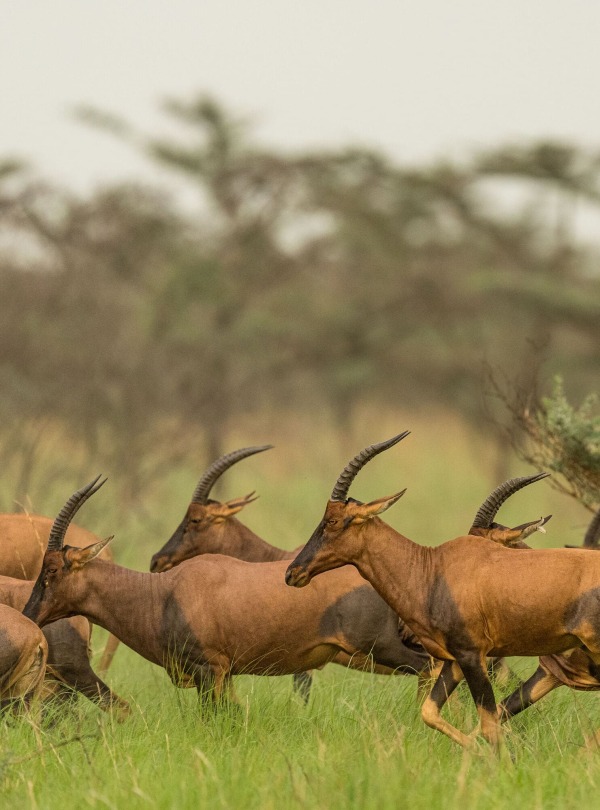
[0, 412, 597, 808]
[4, 654, 600, 809]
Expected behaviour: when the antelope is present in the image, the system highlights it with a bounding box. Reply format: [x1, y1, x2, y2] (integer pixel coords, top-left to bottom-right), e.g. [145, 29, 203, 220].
[469, 487, 600, 721]
[0, 510, 119, 673]
[0, 574, 128, 716]
[0, 603, 47, 711]
[151, 445, 309, 699]
[285, 432, 600, 751]
[23, 478, 432, 709]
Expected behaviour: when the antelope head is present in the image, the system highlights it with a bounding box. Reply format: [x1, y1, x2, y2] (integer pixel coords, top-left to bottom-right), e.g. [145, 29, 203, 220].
[285, 432, 409, 588]
[467, 472, 551, 548]
[23, 476, 112, 626]
[150, 445, 272, 572]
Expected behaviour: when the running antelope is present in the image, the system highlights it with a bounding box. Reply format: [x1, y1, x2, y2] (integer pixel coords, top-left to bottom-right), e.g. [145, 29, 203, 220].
[285, 432, 600, 752]
[23, 478, 431, 709]
[0, 511, 119, 673]
[151, 445, 312, 698]
[0, 603, 47, 711]
[0, 574, 128, 716]
[469, 487, 600, 723]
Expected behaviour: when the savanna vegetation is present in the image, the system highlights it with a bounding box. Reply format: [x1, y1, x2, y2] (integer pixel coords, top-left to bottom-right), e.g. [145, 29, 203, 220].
[1, 95, 599, 508]
[0, 95, 599, 807]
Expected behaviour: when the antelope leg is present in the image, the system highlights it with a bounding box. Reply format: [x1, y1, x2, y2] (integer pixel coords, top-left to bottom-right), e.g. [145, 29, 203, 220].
[459, 653, 503, 753]
[498, 666, 561, 721]
[421, 660, 472, 748]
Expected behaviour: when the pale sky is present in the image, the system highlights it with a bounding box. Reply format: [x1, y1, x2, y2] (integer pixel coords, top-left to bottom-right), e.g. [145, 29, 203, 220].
[2, 1, 600, 193]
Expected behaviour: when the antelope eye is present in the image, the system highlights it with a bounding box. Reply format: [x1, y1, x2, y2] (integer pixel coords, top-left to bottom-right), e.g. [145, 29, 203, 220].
[327, 518, 338, 526]
[47, 567, 58, 575]
[189, 518, 201, 525]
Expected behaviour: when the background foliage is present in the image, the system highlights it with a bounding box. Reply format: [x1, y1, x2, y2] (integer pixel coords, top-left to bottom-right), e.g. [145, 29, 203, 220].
[1, 94, 599, 511]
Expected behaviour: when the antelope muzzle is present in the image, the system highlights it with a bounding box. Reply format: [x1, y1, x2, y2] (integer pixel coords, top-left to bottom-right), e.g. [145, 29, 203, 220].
[284, 564, 311, 588]
[285, 521, 327, 588]
[150, 553, 173, 573]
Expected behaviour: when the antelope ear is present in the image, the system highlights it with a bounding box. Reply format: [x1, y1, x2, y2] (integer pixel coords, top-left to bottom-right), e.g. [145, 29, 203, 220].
[512, 515, 552, 541]
[211, 493, 259, 522]
[487, 516, 552, 548]
[66, 536, 114, 569]
[352, 490, 407, 523]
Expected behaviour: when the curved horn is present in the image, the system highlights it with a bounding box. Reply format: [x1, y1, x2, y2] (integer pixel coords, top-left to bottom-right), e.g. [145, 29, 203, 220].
[331, 432, 411, 502]
[583, 509, 600, 549]
[470, 472, 549, 530]
[191, 445, 273, 504]
[47, 475, 107, 551]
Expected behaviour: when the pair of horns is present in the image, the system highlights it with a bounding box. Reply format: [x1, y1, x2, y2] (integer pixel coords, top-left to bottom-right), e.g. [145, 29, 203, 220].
[330, 431, 410, 502]
[47, 475, 107, 551]
[191, 445, 273, 504]
[469, 472, 550, 530]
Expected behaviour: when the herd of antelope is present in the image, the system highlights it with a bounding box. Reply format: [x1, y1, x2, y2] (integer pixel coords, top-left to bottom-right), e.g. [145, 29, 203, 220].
[1, 433, 599, 755]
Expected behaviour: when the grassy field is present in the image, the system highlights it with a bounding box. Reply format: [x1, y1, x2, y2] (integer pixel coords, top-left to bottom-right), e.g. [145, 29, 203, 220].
[0, 413, 597, 808]
[4, 655, 600, 810]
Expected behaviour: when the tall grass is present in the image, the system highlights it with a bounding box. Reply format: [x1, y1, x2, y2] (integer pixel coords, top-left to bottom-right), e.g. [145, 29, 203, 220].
[0, 412, 596, 808]
[3, 656, 600, 809]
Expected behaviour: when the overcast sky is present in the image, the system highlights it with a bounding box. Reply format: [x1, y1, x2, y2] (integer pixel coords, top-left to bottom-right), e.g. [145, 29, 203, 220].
[2, 1, 600, 194]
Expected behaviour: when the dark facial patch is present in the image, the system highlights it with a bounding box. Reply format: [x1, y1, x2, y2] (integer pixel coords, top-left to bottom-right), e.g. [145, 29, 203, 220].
[150, 517, 188, 571]
[22, 577, 48, 624]
[286, 518, 328, 579]
[23, 547, 79, 626]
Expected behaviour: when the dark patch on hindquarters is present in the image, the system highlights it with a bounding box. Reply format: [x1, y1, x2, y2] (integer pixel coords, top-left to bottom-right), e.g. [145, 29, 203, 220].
[426, 574, 477, 657]
[563, 587, 600, 641]
[159, 592, 211, 686]
[319, 586, 430, 675]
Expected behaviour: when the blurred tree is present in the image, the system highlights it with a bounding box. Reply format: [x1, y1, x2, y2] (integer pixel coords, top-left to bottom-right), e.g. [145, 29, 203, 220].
[77, 97, 339, 461]
[0, 96, 598, 505]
